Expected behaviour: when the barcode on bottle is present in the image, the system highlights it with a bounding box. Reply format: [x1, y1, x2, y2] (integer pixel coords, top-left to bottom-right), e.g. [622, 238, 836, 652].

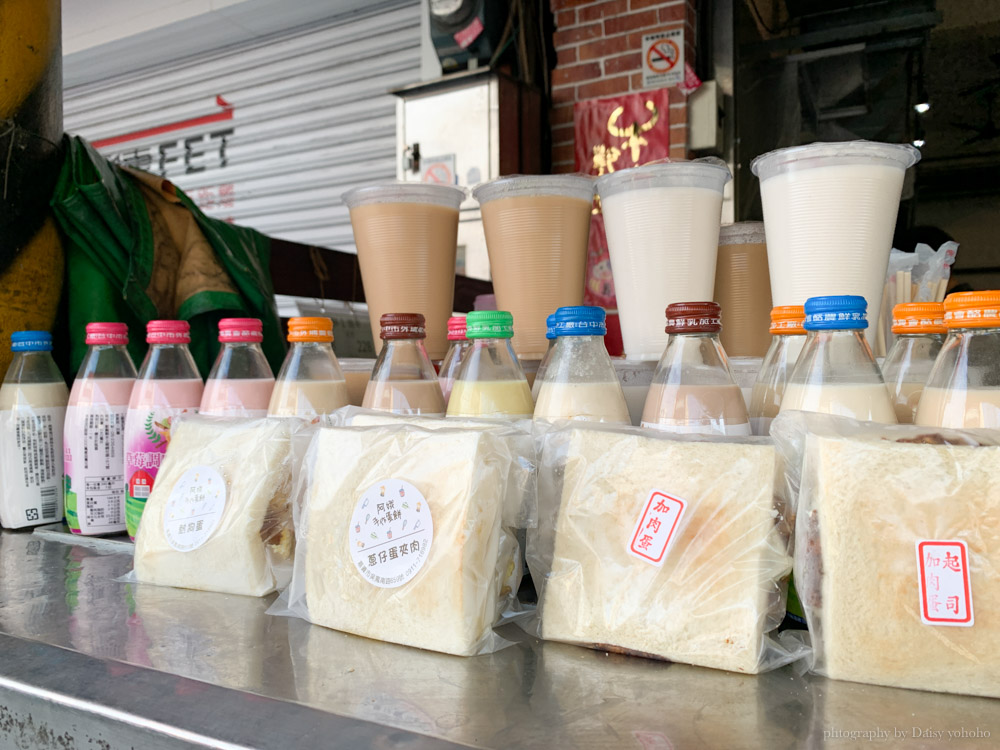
[40, 486, 57, 520]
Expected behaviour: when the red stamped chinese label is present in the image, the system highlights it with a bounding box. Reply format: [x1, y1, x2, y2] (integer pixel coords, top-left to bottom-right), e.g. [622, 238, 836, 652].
[916, 540, 974, 626]
[628, 490, 686, 566]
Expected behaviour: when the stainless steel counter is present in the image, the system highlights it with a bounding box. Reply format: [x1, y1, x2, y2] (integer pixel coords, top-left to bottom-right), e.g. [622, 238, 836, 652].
[0, 529, 997, 749]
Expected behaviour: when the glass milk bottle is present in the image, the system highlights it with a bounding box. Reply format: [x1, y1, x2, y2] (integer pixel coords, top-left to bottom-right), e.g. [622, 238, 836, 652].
[0, 332, 69, 528]
[123, 321, 203, 540]
[200, 318, 274, 417]
[916, 291, 1000, 428]
[781, 295, 896, 422]
[438, 315, 471, 407]
[64, 323, 137, 535]
[749, 306, 806, 435]
[363, 313, 446, 416]
[447, 311, 534, 418]
[530, 314, 558, 400]
[883, 303, 945, 424]
[641, 302, 750, 435]
[534, 306, 629, 423]
[269, 317, 349, 418]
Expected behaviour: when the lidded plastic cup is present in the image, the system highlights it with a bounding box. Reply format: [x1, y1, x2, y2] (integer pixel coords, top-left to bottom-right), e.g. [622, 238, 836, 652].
[596, 160, 732, 360]
[439, 315, 471, 407]
[534, 306, 629, 424]
[201, 317, 274, 417]
[448, 310, 533, 418]
[915, 291, 1000, 428]
[363, 313, 445, 416]
[749, 306, 806, 435]
[715, 221, 772, 357]
[641, 301, 751, 435]
[343, 182, 467, 361]
[269, 316, 347, 418]
[474, 174, 595, 360]
[751, 141, 920, 346]
[883, 303, 945, 424]
[780, 295, 896, 422]
[86, 322, 129, 346]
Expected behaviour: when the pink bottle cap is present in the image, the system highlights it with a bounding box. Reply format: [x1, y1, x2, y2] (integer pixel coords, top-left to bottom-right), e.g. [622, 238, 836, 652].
[147, 320, 191, 344]
[85, 322, 129, 346]
[447, 315, 467, 341]
[218, 317, 263, 343]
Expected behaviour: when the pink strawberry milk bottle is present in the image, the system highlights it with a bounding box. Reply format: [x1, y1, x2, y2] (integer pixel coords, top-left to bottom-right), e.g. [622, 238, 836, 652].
[200, 318, 275, 417]
[64, 323, 137, 535]
[123, 321, 204, 540]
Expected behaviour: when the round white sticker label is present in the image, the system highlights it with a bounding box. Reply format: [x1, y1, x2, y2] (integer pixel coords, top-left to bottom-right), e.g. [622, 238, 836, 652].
[163, 466, 227, 552]
[349, 478, 432, 588]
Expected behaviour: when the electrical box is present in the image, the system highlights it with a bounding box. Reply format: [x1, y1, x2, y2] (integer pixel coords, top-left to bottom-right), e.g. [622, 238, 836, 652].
[687, 80, 724, 153]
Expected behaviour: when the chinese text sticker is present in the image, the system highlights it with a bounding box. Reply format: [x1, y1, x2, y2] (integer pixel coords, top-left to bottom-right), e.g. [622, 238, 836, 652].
[163, 466, 227, 552]
[350, 479, 433, 588]
[916, 540, 974, 626]
[628, 490, 686, 566]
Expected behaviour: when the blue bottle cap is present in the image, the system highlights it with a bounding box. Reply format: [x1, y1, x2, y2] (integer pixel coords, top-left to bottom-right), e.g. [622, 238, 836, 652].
[553, 305, 607, 336]
[545, 314, 557, 340]
[11, 331, 53, 352]
[804, 295, 868, 331]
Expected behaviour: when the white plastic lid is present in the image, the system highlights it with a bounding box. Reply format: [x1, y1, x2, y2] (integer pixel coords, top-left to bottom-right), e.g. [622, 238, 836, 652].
[718, 221, 766, 246]
[473, 174, 595, 204]
[595, 158, 732, 199]
[750, 140, 921, 182]
[342, 182, 467, 210]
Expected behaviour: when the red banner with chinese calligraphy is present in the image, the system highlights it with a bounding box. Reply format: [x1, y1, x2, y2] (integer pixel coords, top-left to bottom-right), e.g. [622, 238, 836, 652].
[574, 88, 671, 314]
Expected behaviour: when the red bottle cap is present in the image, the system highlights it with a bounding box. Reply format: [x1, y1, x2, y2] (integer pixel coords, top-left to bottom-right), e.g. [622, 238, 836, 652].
[380, 313, 426, 340]
[664, 302, 722, 334]
[85, 322, 129, 346]
[147, 320, 191, 344]
[218, 318, 263, 343]
[447, 315, 467, 341]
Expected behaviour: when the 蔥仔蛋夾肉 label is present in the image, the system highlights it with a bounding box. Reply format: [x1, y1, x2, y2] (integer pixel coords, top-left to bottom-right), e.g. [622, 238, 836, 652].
[164, 466, 227, 552]
[349, 478, 432, 588]
[628, 489, 686, 566]
[916, 540, 974, 627]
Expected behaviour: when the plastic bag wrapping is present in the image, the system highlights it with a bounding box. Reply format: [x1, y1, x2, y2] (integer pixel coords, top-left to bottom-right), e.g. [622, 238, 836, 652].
[131, 416, 295, 597]
[323, 405, 537, 530]
[771, 410, 1000, 698]
[275, 421, 524, 657]
[526, 423, 800, 674]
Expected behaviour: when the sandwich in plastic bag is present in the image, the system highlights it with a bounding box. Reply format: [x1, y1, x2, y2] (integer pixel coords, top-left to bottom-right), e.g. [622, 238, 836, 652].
[527, 424, 797, 674]
[772, 411, 1000, 698]
[132, 416, 294, 597]
[281, 422, 522, 656]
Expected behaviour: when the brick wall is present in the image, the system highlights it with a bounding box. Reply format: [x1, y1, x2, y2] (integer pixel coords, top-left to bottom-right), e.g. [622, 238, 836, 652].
[550, 0, 698, 173]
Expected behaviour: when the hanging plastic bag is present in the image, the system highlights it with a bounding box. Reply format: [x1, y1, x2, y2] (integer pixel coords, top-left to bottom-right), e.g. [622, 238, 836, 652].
[771, 410, 1000, 698]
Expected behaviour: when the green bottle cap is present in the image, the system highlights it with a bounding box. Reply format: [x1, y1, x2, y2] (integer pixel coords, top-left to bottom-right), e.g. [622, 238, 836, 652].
[466, 311, 514, 339]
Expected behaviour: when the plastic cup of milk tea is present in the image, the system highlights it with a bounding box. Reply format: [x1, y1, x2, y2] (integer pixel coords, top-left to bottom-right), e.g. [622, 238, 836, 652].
[343, 182, 467, 361]
[596, 159, 732, 361]
[751, 140, 920, 346]
[474, 175, 595, 361]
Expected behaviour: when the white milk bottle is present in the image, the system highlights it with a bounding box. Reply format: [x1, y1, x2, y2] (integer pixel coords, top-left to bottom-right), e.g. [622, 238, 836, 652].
[0, 332, 69, 528]
[64, 323, 138, 535]
[882, 303, 945, 424]
[200, 318, 274, 417]
[124, 320, 204, 540]
[748, 306, 806, 435]
[916, 292, 1000, 428]
[781, 295, 896, 422]
[268, 316, 349, 418]
[533, 306, 629, 423]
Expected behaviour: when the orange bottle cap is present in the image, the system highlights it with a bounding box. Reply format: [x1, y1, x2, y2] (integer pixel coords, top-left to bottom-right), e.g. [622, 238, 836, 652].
[769, 305, 806, 335]
[288, 316, 334, 343]
[891, 302, 945, 335]
[943, 291, 1000, 329]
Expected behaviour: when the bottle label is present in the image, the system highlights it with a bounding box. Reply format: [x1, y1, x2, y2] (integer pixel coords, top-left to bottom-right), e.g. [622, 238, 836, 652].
[916, 540, 974, 627]
[0, 406, 65, 528]
[349, 478, 433, 588]
[64, 404, 128, 535]
[627, 490, 687, 566]
[124, 405, 197, 539]
[163, 466, 227, 552]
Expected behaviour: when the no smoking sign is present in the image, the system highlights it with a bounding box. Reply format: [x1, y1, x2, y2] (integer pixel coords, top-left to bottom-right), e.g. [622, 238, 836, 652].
[641, 28, 684, 90]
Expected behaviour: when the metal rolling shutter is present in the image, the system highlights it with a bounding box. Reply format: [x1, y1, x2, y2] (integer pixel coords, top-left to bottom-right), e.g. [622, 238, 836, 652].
[63, 1, 421, 252]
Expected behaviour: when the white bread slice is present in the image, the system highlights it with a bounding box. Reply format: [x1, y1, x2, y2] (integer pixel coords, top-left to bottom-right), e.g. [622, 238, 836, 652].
[303, 426, 513, 656]
[805, 434, 1000, 697]
[134, 417, 293, 597]
[538, 429, 789, 673]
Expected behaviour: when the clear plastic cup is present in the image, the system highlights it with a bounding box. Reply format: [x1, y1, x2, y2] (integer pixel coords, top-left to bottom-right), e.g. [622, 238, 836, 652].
[596, 160, 732, 361]
[473, 175, 595, 361]
[751, 141, 920, 346]
[343, 182, 467, 361]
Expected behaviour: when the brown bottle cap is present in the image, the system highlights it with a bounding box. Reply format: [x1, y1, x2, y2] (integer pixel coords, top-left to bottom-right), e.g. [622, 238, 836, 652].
[380, 313, 426, 339]
[664, 301, 722, 334]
